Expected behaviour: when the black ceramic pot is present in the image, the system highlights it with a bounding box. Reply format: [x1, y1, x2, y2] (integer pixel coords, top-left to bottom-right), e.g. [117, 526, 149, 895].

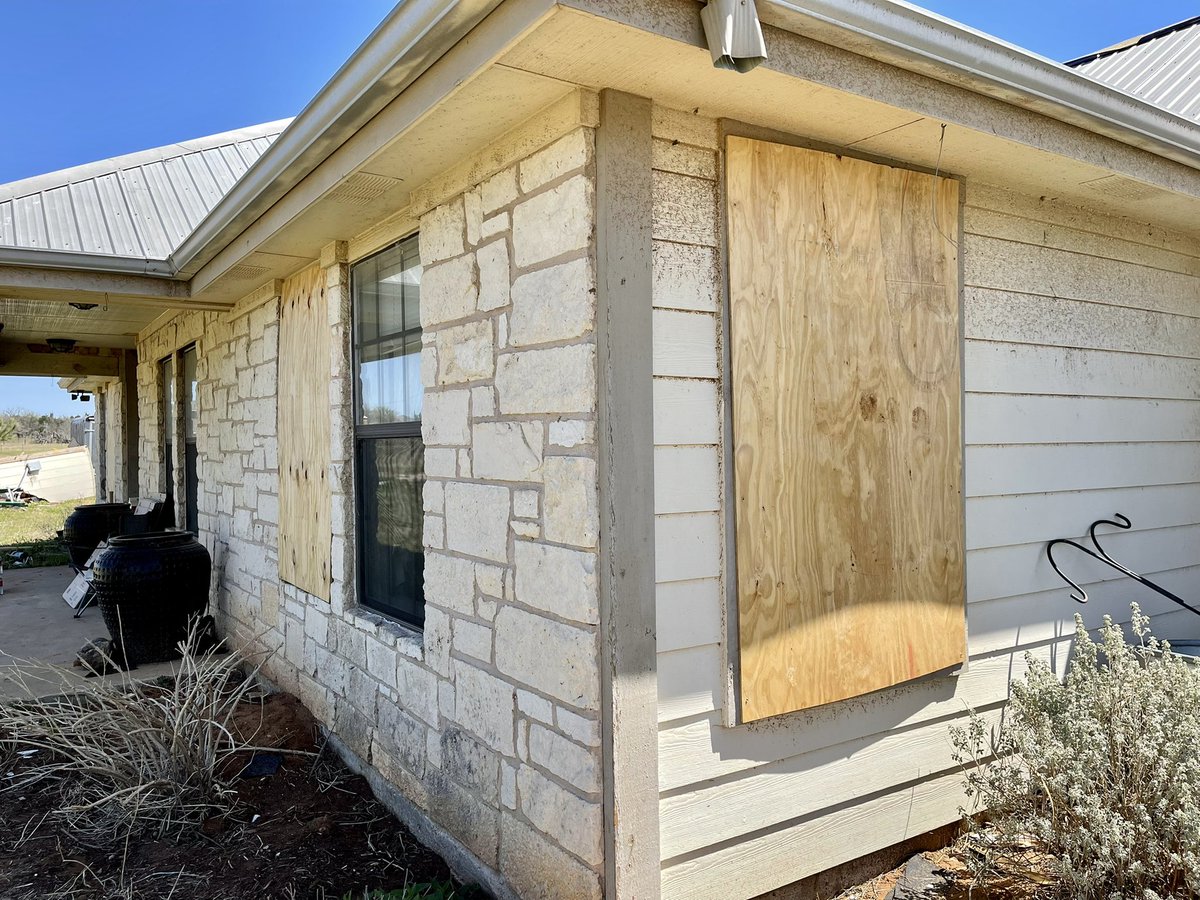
[91, 531, 212, 666]
[62, 503, 132, 569]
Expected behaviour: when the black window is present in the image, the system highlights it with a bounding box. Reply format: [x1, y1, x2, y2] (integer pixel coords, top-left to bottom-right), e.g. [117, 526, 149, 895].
[352, 236, 425, 626]
[181, 345, 199, 534]
[160, 355, 176, 526]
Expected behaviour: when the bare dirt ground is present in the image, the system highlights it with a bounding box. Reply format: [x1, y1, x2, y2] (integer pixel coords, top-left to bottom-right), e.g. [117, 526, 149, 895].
[0, 693, 473, 900]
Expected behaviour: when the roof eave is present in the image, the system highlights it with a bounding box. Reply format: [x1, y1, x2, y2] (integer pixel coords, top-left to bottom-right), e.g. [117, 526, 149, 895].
[0, 247, 176, 278]
[757, 0, 1200, 169]
[169, 0, 506, 279]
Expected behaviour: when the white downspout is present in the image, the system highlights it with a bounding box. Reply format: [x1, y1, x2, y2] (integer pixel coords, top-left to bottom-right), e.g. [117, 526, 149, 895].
[700, 0, 769, 72]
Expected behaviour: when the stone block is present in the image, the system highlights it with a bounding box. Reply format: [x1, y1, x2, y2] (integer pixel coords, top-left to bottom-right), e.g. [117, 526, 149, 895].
[421, 254, 478, 328]
[516, 689, 554, 724]
[454, 662, 515, 755]
[495, 345, 596, 416]
[548, 420, 591, 448]
[423, 552, 475, 615]
[509, 258, 593, 347]
[472, 421, 543, 482]
[541, 456, 598, 549]
[500, 813, 602, 900]
[422, 389, 471, 446]
[476, 240, 511, 312]
[464, 188, 483, 247]
[513, 541, 598, 624]
[435, 319, 493, 385]
[494, 607, 598, 708]
[555, 707, 601, 748]
[453, 618, 492, 663]
[512, 489, 539, 519]
[481, 167, 518, 213]
[441, 726, 499, 805]
[444, 482, 510, 563]
[471, 386, 496, 418]
[512, 175, 593, 267]
[517, 765, 602, 865]
[519, 130, 591, 193]
[528, 723, 599, 793]
[421, 199, 465, 263]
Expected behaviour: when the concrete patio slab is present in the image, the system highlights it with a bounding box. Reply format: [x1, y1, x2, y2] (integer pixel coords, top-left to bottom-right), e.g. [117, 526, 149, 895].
[0, 565, 177, 699]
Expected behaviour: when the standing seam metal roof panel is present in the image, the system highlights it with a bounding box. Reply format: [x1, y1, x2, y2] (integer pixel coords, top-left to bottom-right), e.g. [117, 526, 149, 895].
[1068, 18, 1200, 122]
[0, 119, 291, 262]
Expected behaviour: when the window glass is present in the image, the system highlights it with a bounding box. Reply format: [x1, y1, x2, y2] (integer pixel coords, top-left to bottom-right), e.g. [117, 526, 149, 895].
[352, 234, 425, 626]
[161, 356, 175, 504]
[353, 239, 422, 426]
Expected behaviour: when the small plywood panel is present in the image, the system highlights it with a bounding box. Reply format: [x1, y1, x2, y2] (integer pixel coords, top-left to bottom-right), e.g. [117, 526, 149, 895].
[278, 264, 332, 600]
[727, 136, 965, 721]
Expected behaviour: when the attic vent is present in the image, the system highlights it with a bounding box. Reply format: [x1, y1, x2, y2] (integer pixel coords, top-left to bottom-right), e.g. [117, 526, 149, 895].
[327, 172, 402, 205]
[1079, 174, 1161, 202]
[208, 263, 270, 292]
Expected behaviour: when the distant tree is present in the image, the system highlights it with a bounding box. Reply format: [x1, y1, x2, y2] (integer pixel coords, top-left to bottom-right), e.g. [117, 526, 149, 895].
[0, 409, 73, 444]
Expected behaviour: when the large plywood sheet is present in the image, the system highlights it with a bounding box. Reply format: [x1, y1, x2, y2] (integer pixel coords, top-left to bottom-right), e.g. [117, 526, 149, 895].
[727, 137, 965, 720]
[278, 264, 332, 600]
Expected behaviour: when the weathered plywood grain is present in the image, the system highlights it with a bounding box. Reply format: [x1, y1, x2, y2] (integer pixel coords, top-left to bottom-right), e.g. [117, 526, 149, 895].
[278, 264, 332, 600]
[727, 137, 965, 720]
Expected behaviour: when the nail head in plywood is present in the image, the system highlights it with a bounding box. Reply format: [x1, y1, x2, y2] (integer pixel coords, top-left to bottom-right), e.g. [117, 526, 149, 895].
[278, 263, 332, 600]
[727, 136, 965, 721]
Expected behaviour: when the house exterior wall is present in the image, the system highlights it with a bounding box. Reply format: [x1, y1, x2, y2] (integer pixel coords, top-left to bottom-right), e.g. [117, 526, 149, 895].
[127, 117, 605, 900]
[649, 104, 1200, 899]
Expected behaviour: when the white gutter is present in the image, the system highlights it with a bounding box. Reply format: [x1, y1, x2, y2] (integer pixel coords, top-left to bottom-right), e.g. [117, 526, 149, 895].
[0, 247, 176, 277]
[168, 0, 505, 278]
[759, 0, 1200, 170]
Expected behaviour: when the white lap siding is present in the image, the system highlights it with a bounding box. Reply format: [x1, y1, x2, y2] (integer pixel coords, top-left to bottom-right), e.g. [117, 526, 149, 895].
[650, 105, 1200, 899]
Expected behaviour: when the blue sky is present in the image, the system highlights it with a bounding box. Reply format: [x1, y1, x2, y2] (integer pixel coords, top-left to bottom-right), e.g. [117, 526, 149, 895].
[0, 0, 1193, 416]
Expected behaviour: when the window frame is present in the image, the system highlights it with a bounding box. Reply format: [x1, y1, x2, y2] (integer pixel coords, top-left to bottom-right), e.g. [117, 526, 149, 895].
[350, 235, 426, 628]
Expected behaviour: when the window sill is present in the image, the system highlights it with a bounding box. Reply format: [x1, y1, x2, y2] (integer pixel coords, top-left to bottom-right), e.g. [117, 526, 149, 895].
[347, 606, 424, 660]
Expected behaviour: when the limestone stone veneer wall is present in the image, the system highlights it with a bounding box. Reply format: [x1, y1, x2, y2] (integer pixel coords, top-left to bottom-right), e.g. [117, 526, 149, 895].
[130, 122, 604, 899]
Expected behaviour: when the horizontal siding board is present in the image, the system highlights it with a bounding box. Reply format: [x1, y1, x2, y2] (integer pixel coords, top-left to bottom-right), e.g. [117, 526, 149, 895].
[655, 512, 722, 583]
[965, 482, 1200, 550]
[963, 233, 1200, 317]
[966, 288, 1200, 358]
[963, 204, 1200, 277]
[653, 170, 719, 246]
[653, 240, 719, 311]
[966, 183, 1200, 261]
[660, 770, 968, 899]
[967, 569, 1200, 655]
[659, 708, 1000, 858]
[653, 377, 720, 446]
[965, 442, 1200, 497]
[657, 578, 723, 653]
[652, 309, 719, 378]
[965, 394, 1200, 445]
[965, 340, 1200, 399]
[654, 446, 720, 514]
[657, 647, 1055, 788]
[659, 644, 723, 722]
[966, 523, 1200, 602]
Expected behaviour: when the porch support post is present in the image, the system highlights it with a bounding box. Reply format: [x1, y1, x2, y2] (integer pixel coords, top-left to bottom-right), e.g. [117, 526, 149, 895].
[120, 349, 139, 501]
[595, 88, 661, 899]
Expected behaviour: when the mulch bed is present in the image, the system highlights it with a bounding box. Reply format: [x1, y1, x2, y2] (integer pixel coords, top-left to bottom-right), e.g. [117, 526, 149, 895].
[835, 840, 1054, 900]
[0, 693, 471, 899]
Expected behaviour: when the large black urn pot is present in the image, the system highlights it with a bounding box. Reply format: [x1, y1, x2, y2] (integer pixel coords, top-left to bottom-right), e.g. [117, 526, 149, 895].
[91, 531, 211, 666]
[62, 503, 132, 569]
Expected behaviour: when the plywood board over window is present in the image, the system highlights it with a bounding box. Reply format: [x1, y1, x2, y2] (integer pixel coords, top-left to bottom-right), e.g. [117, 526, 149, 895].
[278, 264, 332, 601]
[727, 136, 965, 721]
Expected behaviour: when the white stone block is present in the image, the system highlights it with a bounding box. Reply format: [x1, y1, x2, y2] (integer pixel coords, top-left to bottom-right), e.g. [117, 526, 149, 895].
[495, 345, 596, 416]
[517, 689, 554, 724]
[454, 619, 492, 663]
[548, 420, 591, 448]
[420, 255, 478, 327]
[476, 241, 510, 312]
[423, 514, 444, 549]
[421, 390, 471, 446]
[464, 188, 483, 247]
[508, 258, 593, 347]
[423, 479, 445, 514]
[475, 563, 504, 598]
[481, 167, 518, 214]
[480, 213, 508, 241]
[421, 199, 466, 263]
[454, 662, 515, 755]
[423, 551, 476, 615]
[512, 489, 539, 519]
[517, 764, 602, 865]
[501, 764, 517, 809]
[512, 175, 593, 267]
[444, 481, 510, 563]
[541, 456, 599, 549]
[470, 386, 496, 419]
[472, 421, 544, 482]
[514, 541, 598, 625]
[555, 706, 601, 747]
[494, 606, 598, 708]
[511, 521, 540, 539]
[424, 449, 456, 478]
[436, 320, 493, 385]
[395, 656, 438, 725]
[528, 723, 599, 793]
[519, 130, 591, 193]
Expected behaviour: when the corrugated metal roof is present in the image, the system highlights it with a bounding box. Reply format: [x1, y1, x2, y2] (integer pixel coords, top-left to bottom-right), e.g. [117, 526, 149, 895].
[1067, 17, 1200, 121]
[0, 119, 291, 261]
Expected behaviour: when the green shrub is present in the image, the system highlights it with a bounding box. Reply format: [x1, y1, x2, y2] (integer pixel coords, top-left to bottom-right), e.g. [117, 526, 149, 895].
[953, 604, 1200, 899]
